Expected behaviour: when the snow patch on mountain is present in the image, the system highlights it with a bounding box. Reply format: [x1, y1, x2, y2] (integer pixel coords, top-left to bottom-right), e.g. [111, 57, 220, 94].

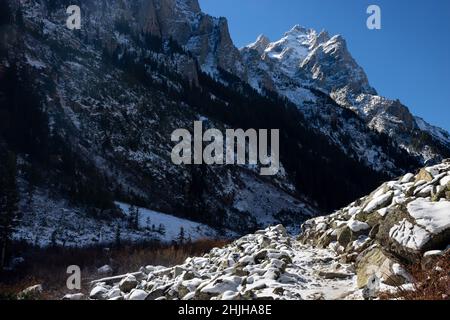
[14, 188, 226, 247]
[116, 202, 231, 242]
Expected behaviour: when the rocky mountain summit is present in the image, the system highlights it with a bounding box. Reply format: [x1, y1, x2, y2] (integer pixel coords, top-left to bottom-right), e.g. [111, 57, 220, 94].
[241, 26, 450, 165]
[84, 161, 450, 300]
[131, 0, 246, 78]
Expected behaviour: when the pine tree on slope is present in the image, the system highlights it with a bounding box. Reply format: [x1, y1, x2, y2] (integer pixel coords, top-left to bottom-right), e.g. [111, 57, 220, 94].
[0, 151, 20, 270]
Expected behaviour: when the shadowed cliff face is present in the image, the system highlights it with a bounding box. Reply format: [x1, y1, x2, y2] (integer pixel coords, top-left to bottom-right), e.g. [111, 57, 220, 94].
[132, 0, 246, 78]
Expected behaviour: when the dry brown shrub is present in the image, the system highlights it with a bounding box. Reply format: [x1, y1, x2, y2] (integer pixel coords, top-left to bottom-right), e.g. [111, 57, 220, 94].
[0, 238, 230, 300]
[380, 252, 450, 300]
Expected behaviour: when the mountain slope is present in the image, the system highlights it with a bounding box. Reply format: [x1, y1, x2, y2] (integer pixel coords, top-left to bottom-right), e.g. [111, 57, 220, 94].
[0, 0, 447, 245]
[1, 0, 319, 239]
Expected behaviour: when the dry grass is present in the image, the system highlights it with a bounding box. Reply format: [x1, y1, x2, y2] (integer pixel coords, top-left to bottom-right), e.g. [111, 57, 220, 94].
[380, 252, 450, 300]
[112, 239, 230, 274]
[0, 239, 230, 300]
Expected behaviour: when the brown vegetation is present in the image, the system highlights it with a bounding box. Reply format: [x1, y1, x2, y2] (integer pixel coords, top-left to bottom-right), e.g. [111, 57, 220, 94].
[380, 252, 450, 300]
[0, 239, 229, 300]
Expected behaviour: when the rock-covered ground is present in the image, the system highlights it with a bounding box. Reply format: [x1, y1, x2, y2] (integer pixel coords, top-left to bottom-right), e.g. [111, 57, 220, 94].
[81, 160, 450, 300]
[300, 159, 450, 289]
[85, 225, 362, 301]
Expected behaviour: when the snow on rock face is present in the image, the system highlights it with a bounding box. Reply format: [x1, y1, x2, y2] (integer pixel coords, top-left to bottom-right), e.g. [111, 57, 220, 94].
[300, 160, 450, 287]
[389, 219, 431, 251]
[407, 199, 450, 235]
[364, 192, 394, 213]
[347, 220, 370, 233]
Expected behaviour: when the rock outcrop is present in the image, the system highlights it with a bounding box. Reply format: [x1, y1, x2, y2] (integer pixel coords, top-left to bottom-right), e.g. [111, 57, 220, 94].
[300, 160, 450, 288]
[143, 0, 246, 78]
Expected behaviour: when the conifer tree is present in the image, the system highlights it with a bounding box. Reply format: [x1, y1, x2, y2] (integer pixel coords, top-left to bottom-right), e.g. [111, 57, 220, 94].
[0, 150, 20, 270]
[177, 227, 185, 245]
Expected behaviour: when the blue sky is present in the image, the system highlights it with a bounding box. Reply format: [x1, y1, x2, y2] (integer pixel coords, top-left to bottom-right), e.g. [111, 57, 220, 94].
[199, 0, 450, 132]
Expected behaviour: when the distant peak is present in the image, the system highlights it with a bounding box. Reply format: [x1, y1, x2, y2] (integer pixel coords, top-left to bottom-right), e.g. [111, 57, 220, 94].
[285, 24, 309, 36]
[256, 34, 270, 43]
[246, 34, 271, 53]
[317, 30, 330, 41]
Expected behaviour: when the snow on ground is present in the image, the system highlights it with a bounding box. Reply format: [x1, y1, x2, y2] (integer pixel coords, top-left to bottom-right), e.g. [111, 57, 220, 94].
[115, 202, 227, 242]
[13, 186, 227, 247]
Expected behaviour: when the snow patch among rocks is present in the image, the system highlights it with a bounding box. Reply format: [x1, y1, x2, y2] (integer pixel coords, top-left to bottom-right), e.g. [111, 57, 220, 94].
[389, 219, 431, 251]
[407, 199, 450, 234]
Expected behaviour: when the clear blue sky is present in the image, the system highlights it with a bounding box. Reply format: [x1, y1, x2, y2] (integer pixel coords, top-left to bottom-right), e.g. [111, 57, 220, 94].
[199, 0, 450, 132]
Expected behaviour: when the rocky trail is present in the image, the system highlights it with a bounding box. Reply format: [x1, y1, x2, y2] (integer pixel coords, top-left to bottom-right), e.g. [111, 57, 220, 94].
[75, 160, 449, 301]
[84, 225, 362, 301]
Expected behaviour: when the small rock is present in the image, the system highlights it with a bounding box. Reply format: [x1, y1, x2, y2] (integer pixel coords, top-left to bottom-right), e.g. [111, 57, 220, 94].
[97, 265, 113, 276]
[128, 289, 149, 300]
[421, 250, 444, 270]
[337, 227, 352, 247]
[173, 266, 185, 278]
[119, 274, 138, 293]
[107, 287, 122, 299]
[90, 285, 108, 300]
[253, 250, 268, 263]
[19, 285, 43, 299]
[416, 169, 433, 182]
[62, 293, 85, 300]
[145, 288, 166, 300]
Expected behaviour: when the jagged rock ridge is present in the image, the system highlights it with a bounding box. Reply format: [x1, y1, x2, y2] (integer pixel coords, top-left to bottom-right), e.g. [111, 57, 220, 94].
[241, 25, 450, 165]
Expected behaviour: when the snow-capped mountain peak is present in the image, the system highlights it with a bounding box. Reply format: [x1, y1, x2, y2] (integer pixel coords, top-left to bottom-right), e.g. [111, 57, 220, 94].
[245, 34, 271, 54]
[241, 24, 450, 165]
[263, 26, 317, 62]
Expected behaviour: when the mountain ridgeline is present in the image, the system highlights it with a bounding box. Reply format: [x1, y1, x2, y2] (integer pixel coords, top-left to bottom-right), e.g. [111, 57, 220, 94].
[0, 0, 448, 242]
